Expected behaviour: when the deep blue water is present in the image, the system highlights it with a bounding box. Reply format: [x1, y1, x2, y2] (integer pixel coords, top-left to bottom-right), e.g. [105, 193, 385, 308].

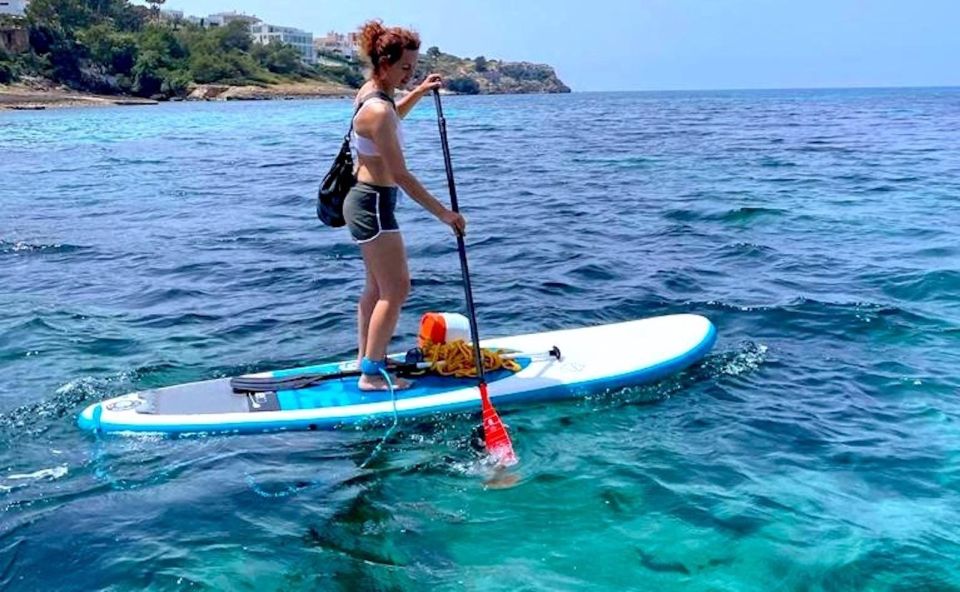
[1, 88, 959, 590]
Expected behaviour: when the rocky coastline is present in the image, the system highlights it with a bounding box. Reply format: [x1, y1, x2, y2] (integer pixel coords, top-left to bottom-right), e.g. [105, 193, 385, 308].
[0, 78, 358, 110]
[1, 74, 568, 111]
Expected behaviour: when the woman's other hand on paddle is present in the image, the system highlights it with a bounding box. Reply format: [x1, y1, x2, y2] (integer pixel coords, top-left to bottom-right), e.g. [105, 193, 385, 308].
[417, 73, 443, 94]
[440, 209, 467, 235]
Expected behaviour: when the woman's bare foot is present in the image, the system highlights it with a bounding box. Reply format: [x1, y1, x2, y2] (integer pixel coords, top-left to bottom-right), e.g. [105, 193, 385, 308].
[358, 373, 413, 391]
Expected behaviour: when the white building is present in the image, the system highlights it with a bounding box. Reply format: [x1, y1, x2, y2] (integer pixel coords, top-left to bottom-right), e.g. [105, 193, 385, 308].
[0, 0, 28, 17]
[314, 31, 358, 59]
[159, 9, 184, 22]
[250, 22, 315, 65]
[206, 11, 259, 28]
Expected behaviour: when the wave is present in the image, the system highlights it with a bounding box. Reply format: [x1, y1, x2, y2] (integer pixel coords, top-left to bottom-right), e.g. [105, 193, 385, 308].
[567, 262, 624, 282]
[125, 287, 212, 308]
[0, 465, 69, 495]
[714, 241, 779, 261]
[129, 312, 223, 330]
[869, 269, 960, 303]
[662, 206, 788, 224]
[0, 240, 89, 256]
[570, 155, 659, 169]
[698, 297, 957, 345]
[758, 157, 798, 168]
[0, 372, 133, 441]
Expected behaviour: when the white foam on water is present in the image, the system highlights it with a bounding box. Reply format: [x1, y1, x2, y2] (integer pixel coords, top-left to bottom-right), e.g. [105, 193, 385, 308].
[4, 464, 68, 482]
[722, 343, 768, 376]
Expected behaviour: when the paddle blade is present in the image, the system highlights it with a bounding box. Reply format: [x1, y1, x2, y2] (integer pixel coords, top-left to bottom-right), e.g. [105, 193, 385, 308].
[479, 383, 518, 466]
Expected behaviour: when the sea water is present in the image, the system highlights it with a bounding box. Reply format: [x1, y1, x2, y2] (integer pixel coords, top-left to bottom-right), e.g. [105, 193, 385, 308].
[1, 88, 959, 590]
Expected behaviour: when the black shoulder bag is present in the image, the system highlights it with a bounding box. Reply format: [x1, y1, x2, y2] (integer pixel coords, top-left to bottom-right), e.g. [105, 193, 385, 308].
[317, 91, 395, 227]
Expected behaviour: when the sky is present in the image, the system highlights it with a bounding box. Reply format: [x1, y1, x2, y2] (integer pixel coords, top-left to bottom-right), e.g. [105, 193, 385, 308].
[159, 0, 960, 92]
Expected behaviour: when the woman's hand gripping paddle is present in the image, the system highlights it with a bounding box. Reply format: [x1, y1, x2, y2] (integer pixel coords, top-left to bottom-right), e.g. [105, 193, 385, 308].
[433, 89, 518, 466]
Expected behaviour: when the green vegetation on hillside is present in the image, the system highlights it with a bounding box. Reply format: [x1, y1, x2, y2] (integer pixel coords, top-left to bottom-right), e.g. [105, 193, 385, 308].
[0, 0, 569, 97]
[416, 46, 570, 94]
[0, 0, 357, 97]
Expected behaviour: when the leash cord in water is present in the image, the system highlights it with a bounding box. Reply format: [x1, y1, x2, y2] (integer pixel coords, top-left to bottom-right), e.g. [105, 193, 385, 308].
[246, 368, 400, 497]
[359, 368, 400, 469]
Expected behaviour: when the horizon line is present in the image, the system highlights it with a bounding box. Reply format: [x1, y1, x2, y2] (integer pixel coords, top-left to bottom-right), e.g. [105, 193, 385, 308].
[567, 84, 960, 94]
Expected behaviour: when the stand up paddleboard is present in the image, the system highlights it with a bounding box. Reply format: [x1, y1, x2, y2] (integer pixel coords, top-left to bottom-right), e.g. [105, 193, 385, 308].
[77, 314, 716, 435]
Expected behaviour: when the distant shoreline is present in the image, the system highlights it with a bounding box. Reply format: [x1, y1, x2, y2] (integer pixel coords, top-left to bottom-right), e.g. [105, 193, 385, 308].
[0, 85, 160, 110]
[0, 82, 553, 111]
[0, 81, 358, 111]
[6, 84, 956, 111]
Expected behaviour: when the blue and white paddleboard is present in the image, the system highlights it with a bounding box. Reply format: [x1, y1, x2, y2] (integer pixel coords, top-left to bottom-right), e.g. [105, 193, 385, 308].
[77, 314, 716, 435]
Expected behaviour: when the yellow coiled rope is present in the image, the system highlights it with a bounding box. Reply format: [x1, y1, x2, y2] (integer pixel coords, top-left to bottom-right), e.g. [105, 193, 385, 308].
[420, 339, 521, 377]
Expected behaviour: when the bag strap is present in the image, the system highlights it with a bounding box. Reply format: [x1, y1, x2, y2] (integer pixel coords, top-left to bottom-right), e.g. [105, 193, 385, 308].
[345, 90, 396, 141]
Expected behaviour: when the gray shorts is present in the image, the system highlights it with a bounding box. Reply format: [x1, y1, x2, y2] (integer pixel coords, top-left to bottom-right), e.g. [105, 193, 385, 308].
[343, 182, 400, 243]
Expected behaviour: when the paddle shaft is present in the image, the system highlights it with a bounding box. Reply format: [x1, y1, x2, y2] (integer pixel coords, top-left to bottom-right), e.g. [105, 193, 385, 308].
[433, 90, 487, 386]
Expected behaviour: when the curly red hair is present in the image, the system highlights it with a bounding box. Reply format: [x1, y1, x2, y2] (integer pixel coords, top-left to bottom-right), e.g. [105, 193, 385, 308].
[358, 20, 421, 79]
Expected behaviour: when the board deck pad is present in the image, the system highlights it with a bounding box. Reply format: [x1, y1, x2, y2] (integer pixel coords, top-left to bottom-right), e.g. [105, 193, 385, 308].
[273, 363, 526, 410]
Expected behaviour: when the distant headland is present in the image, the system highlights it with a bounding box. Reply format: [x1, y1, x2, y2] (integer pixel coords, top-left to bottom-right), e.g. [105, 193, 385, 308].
[0, 2, 570, 110]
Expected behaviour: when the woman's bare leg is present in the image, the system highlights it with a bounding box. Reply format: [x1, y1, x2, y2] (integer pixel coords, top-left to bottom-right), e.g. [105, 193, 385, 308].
[357, 265, 379, 365]
[358, 232, 412, 390]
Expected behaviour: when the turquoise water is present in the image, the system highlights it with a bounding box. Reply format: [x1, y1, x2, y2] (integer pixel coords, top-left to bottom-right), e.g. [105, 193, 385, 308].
[1, 88, 959, 590]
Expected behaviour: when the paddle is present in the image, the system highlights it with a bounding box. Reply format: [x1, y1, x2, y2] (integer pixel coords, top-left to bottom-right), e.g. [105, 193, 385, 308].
[230, 347, 562, 393]
[231, 362, 429, 393]
[433, 89, 518, 466]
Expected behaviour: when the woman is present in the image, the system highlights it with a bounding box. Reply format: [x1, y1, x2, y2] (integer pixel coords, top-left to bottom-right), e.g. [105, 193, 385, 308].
[345, 20, 466, 391]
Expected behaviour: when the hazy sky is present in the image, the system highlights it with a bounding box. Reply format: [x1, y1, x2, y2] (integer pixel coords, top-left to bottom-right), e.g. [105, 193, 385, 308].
[160, 0, 960, 92]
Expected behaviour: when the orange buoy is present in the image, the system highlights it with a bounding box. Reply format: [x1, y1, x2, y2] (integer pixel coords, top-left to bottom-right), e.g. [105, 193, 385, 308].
[418, 312, 471, 347]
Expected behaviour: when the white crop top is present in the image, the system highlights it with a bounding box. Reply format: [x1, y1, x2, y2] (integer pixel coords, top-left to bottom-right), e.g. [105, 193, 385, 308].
[352, 98, 403, 157]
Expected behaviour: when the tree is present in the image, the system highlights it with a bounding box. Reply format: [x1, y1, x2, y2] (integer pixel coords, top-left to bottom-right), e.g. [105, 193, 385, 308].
[426, 46, 440, 59]
[447, 76, 479, 94]
[474, 55, 487, 72]
[252, 41, 301, 75]
[145, 0, 165, 24]
[47, 35, 85, 84]
[138, 24, 186, 62]
[214, 20, 252, 53]
[315, 61, 363, 88]
[161, 70, 190, 95]
[111, 2, 149, 32]
[189, 50, 259, 84]
[26, 0, 92, 30]
[132, 48, 166, 94]
[501, 62, 552, 81]
[0, 47, 17, 83]
[81, 24, 137, 74]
